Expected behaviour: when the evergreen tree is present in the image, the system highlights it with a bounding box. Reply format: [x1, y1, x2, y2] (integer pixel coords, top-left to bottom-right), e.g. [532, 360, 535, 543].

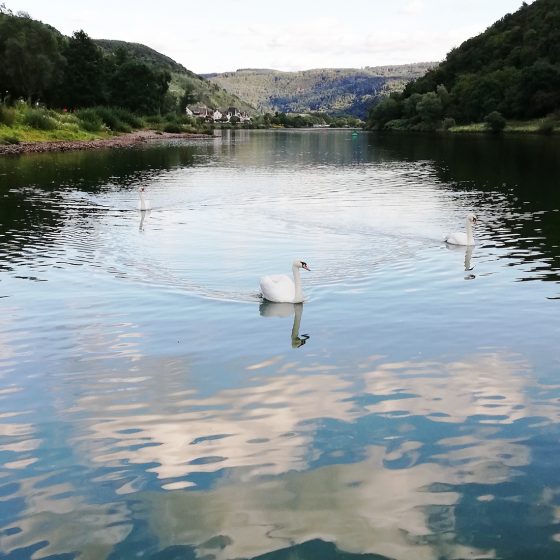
[59, 30, 107, 108]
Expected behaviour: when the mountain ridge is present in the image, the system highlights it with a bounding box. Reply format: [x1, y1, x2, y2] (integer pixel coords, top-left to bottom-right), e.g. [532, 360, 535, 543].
[205, 63, 435, 119]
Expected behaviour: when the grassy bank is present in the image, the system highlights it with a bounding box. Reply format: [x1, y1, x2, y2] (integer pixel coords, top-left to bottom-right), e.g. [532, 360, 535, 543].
[449, 118, 559, 134]
[0, 103, 212, 145]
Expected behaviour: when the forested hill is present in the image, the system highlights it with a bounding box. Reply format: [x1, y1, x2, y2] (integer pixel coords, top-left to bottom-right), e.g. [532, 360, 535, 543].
[95, 39, 194, 75]
[204, 64, 434, 119]
[368, 0, 560, 130]
[0, 7, 254, 115]
[94, 39, 256, 114]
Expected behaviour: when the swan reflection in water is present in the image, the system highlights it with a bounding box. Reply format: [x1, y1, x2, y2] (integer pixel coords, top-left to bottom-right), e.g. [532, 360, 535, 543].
[138, 209, 151, 231]
[259, 302, 310, 348]
[446, 243, 475, 280]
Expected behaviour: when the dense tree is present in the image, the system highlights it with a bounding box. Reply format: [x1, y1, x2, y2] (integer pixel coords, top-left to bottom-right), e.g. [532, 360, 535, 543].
[484, 110, 506, 132]
[59, 31, 108, 108]
[368, 0, 560, 129]
[107, 51, 170, 113]
[0, 13, 64, 102]
[0, 11, 178, 116]
[416, 92, 443, 125]
[366, 95, 401, 128]
[179, 86, 198, 112]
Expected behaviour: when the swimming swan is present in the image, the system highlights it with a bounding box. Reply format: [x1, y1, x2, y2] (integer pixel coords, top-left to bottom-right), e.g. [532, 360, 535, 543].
[137, 187, 151, 211]
[445, 214, 477, 246]
[260, 260, 310, 303]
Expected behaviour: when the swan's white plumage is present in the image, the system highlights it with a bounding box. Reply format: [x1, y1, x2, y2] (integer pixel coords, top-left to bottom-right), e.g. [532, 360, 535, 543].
[445, 214, 477, 246]
[445, 232, 469, 245]
[260, 275, 297, 303]
[138, 187, 151, 211]
[260, 260, 309, 303]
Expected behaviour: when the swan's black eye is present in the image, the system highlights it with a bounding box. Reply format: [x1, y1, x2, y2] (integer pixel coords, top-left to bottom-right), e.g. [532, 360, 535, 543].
[301, 261, 307, 267]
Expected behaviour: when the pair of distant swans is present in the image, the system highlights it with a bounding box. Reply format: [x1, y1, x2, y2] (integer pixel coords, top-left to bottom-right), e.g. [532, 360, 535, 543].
[260, 214, 478, 303]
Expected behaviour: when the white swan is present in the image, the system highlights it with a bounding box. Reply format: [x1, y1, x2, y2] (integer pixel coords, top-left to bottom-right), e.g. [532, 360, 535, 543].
[445, 214, 477, 246]
[137, 187, 151, 211]
[260, 260, 310, 303]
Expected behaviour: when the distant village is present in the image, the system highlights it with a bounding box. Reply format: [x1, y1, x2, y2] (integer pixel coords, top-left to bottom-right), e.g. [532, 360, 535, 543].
[186, 106, 252, 123]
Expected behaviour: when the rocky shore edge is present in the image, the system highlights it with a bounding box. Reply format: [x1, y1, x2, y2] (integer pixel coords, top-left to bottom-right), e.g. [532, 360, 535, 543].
[0, 130, 215, 156]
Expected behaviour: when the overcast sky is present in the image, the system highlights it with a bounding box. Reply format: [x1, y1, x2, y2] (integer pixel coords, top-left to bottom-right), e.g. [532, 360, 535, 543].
[8, 0, 533, 74]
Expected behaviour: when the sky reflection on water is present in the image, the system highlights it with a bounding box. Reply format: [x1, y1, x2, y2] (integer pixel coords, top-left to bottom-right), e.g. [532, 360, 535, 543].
[1, 131, 559, 560]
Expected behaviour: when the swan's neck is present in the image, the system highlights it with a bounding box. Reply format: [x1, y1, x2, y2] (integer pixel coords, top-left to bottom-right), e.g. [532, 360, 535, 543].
[139, 191, 146, 210]
[292, 265, 303, 303]
[466, 220, 474, 244]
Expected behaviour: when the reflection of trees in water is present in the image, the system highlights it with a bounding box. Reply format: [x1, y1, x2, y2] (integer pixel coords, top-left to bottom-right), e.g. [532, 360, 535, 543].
[0, 144, 198, 192]
[375, 133, 560, 283]
[0, 145, 197, 266]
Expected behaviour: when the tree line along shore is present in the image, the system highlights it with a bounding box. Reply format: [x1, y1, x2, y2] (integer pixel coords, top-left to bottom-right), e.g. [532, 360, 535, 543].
[2, 0, 560, 157]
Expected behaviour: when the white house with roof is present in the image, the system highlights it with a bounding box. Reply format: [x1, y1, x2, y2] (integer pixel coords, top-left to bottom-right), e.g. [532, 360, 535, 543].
[186, 105, 251, 123]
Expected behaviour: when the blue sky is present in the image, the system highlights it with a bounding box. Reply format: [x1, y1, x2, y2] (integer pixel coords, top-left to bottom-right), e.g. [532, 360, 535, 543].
[9, 0, 533, 73]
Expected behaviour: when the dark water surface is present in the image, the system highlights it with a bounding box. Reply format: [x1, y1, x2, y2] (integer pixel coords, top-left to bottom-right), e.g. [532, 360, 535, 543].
[0, 130, 559, 560]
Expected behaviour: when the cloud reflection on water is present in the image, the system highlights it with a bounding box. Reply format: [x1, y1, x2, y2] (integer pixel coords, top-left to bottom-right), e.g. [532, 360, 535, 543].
[2, 341, 559, 560]
[62, 352, 544, 485]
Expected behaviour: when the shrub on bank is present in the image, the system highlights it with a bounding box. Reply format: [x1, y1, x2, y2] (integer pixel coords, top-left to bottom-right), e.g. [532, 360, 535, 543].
[0, 105, 17, 126]
[76, 108, 105, 132]
[113, 108, 144, 129]
[163, 123, 183, 133]
[484, 111, 506, 133]
[537, 117, 556, 135]
[442, 117, 456, 130]
[90, 107, 129, 133]
[0, 133, 20, 145]
[23, 109, 57, 130]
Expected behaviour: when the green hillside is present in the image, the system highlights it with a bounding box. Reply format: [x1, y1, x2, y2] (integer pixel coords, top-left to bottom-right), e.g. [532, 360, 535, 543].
[204, 64, 434, 119]
[0, 5, 255, 116]
[94, 40, 256, 115]
[368, 0, 560, 130]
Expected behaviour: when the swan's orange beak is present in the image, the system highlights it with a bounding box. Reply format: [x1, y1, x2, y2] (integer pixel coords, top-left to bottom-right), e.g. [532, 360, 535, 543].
[302, 263, 310, 271]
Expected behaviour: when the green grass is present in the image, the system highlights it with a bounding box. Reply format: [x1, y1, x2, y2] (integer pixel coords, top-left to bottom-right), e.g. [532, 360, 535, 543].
[0, 103, 214, 145]
[0, 104, 115, 142]
[450, 118, 558, 134]
[0, 122, 109, 142]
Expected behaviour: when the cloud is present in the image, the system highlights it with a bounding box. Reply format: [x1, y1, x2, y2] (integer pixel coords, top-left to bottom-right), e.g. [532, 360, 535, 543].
[400, 0, 426, 15]
[192, 19, 476, 71]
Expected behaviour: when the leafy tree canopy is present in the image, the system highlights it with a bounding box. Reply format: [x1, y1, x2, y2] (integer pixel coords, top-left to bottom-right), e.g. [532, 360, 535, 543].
[367, 0, 560, 130]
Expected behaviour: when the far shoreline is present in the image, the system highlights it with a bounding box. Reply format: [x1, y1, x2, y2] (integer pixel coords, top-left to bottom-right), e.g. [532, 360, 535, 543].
[0, 129, 216, 157]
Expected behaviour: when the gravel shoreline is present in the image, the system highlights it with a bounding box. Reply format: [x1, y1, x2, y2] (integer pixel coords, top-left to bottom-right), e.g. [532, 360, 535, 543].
[0, 130, 215, 156]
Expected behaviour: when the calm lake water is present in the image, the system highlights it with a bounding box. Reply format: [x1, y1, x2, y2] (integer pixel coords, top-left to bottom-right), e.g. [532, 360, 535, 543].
[1, 129, 560, 560]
